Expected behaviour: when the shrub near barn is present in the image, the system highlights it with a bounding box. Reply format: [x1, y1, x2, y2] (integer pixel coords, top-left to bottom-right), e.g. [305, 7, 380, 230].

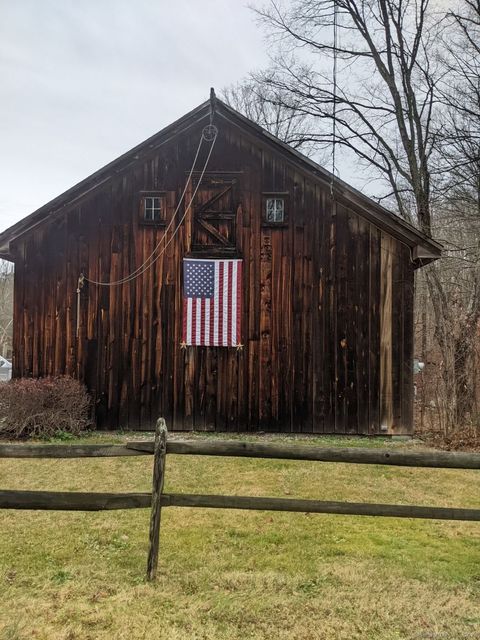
[0, 376, 91, 439]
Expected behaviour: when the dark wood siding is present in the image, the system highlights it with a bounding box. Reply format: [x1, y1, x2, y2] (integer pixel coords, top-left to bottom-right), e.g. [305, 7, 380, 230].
[11, 117, 414, 434]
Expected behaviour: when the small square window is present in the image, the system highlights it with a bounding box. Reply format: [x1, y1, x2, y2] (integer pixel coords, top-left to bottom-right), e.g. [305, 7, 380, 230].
[144, 196, 163, 221]
[139, 192, 167, 225]
[266, 198, 285, 223]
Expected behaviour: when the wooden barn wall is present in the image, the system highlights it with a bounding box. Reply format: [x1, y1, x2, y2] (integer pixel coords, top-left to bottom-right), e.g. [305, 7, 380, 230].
[11, 119, 414, 433]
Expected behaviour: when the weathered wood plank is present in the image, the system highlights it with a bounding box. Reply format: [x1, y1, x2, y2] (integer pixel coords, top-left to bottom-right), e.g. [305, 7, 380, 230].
[3, 439, 480, 469]
[391, 240, 404, 432]
[356, 217, 370, 433]
[259, 229, 273, 427]
[0, 489, 151, 510]
[312, 184, 325, 433]
[129, 440, 480, 469]
[380, 233, 394, 432]
[346, 211, 359, 433]
[335, 204, 348, 433]
[161, 493, 480, 522]
[3, 489, 478, 522]
[402, 247, 415, 432]
[0, 444, 150, 458]
[369, 226, 381, 433]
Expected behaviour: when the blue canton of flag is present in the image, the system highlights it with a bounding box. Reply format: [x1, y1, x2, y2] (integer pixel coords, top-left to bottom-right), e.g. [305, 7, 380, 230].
[184, 260, 215, 298]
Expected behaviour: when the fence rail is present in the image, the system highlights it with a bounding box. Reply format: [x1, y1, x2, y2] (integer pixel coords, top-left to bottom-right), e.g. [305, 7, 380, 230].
[2, 439, 480, 469]
[0, 489, 151, 510]
[1, 418, 479, 580]
[0, 443, 148, 458]
[2, 489, 479, 522]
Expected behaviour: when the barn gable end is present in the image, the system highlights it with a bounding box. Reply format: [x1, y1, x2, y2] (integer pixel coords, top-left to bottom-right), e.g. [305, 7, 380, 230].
[0, 97, 441, 433]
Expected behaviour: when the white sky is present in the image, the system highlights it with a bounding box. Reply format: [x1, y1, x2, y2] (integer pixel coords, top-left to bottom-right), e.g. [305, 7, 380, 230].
[0, 0, 273, 231]
[0, 0, 378, 236]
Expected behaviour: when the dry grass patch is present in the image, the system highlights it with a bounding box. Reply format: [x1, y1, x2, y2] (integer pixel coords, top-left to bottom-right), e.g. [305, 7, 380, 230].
[0, 433, 479, 639]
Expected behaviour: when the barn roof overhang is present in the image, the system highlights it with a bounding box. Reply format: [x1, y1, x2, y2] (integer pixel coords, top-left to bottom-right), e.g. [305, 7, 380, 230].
[0, 95, 441, 267]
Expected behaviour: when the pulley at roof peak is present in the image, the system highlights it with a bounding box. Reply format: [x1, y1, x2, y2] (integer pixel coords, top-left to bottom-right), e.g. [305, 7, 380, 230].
[203, 87, 218, 141]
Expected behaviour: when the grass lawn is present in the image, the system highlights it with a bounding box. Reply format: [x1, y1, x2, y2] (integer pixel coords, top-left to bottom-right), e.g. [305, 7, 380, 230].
[0, 432, 479, 640]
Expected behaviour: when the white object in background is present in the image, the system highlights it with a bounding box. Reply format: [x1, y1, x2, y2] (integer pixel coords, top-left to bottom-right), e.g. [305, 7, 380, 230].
[413, 359, 425, 375]
[0, 357, 12, 382]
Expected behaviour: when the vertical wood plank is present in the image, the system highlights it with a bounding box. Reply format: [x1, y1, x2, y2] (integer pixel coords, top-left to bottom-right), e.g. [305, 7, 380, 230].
[402, 245, 414, 434]
[391, 240, 404, 432]
[380, 233, 394, 431]
[356, 217, 370, 433]
[292, 175, 306, 431]
[259, 230, 273, 428]
[325, 194, 337, 432]
[346, 212, 359, 434]
[369, 226, 381, 433]
[335, 204, 348, 433]
[311, 185, 325, 433]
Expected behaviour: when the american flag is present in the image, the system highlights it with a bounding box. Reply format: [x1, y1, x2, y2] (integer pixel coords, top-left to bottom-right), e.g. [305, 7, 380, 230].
[182, 258, 243, 347]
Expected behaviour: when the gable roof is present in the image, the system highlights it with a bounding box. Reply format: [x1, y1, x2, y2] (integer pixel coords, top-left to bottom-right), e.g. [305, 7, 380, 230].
[0, 95, 441, 265]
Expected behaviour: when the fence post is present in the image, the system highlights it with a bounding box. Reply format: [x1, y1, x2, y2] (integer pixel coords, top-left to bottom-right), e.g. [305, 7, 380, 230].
[146, 417, 168, 581]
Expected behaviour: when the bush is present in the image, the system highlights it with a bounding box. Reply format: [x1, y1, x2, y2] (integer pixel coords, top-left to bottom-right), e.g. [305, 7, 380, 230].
[0, 376, 92, 439]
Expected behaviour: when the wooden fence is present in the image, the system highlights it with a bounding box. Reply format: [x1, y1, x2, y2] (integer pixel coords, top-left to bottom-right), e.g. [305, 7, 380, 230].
[1, 418, 479, 580]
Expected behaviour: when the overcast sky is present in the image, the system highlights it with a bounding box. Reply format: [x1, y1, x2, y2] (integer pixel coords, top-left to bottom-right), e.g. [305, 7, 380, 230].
[0, 0, 272, 231]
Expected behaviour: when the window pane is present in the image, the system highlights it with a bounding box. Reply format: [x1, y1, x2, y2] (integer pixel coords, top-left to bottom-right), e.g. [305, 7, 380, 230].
[274, 199, 284, 221]
[266, 199, 275, 222]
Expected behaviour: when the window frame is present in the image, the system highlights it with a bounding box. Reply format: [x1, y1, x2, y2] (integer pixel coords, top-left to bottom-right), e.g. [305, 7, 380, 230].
[261, 191, 289, 228]
[139, 191, 167, 227]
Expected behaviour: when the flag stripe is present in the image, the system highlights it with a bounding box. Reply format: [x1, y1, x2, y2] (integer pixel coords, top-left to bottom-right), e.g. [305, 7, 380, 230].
[222, 263, 228, 346]
[213, 262, 219, 345]
[182, 298, 187, 343]
[236, 260, 242, 343]
[231, 260, 237, 346]
[209, 297, 214, 346]
[191, 297, 196, 346]
[218, 261, 224, 346]
[227, 261, 232, 347]
[204, 298, 210, 345]
[197, 298, 200, 344]
[187, 297, 193, 345]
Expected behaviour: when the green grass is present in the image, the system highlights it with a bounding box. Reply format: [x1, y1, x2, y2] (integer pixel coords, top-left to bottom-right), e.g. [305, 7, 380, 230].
[0, 432, 479, 639]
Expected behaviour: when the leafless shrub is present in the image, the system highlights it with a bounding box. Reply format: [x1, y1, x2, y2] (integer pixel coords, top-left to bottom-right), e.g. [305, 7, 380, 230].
[0, 376, 92, 439]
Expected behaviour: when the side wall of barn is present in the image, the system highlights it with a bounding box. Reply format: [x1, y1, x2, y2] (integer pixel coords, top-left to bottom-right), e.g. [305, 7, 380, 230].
[10, 115, 414, 433]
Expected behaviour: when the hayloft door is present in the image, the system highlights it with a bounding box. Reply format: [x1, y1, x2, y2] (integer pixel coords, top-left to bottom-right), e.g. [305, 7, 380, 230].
[191, 175, 238, 255]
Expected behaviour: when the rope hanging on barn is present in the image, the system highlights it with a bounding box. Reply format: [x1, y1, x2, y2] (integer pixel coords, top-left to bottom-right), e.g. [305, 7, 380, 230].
[75, 123, 218, 336]
[330, 0, 339, 198]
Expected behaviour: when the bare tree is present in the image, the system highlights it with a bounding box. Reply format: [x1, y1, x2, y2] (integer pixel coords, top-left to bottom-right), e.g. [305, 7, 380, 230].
[253, 0, 440, 231]
[426, 0, 480, 427]
[437, 0, 480, 210]
[222, 78, 318, 155]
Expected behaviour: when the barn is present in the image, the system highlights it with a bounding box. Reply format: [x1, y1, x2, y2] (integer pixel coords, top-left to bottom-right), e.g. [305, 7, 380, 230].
[0, 91, 441, 434]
